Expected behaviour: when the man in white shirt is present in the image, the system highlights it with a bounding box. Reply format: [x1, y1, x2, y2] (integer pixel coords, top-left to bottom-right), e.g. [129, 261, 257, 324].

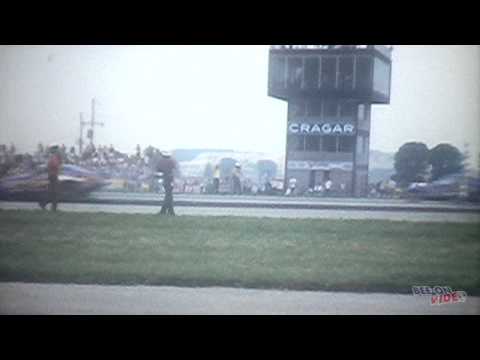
[325, 179, 333, 196]
[285, 177, 297, 196]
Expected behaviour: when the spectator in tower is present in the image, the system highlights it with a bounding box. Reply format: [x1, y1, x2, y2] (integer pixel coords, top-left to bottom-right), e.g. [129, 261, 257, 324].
[232, 163, 242, 195]
[213, 165, 221, 194]
[40, 144, 62, 211]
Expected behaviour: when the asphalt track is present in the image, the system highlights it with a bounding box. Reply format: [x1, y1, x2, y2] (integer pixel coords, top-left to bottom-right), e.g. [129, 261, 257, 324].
[1, 200, 479, 223]
[4, 192, 480, 213]
[84, 192, 480, 213]
[1, 282, 478, 315]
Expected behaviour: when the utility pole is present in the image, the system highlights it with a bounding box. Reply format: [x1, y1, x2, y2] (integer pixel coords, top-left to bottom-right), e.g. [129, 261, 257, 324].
[87, 97, 104, 147]
[78, 112, 88, 155]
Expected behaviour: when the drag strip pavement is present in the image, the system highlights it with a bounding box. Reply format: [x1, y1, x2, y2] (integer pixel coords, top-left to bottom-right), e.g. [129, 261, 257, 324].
[0, 282, 478, 315]
[1, 201, 479, 223]
[85, 192, 480, 213]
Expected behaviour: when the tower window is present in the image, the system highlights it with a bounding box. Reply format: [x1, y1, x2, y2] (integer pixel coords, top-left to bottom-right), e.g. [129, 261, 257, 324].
[305, 136, 320, 151]
[289, 101, 306, 117]
[288, 134, 305, 151]
[270, 56, 286, 89]
[338, 56, 354, 91]
[288, 57, 303, 89]
[304, 57, 319, 89]
[307, 101, 322, 116]
[373, 57, 391, 96]
[356, 56, 373, 91]
[340, 102, 355, 118]
[324, 101, 338, 118]
[322, 136, 337, 152]
[338, 136, 355, 153]
[321, 57, 336, 90]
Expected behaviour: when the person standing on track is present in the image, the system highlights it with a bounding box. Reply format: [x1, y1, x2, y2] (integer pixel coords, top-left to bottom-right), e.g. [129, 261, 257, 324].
[213, 165, 221, 194]
[41, 144, 62, 211]
[157, 151, 177, 216]
[232, 163, 242, 195]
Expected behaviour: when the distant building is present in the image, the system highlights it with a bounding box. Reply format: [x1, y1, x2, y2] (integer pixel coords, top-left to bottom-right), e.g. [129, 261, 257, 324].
[268, 45, 393, 196]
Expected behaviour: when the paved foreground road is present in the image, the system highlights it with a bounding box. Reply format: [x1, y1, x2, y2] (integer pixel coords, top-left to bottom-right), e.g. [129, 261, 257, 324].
[1, 282, 478, 315]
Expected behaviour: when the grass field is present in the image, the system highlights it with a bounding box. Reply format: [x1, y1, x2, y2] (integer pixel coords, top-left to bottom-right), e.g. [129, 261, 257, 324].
[0, 209, 479, 294]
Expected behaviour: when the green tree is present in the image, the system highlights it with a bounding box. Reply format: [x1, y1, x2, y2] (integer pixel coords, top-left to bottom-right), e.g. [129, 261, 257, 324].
[477, 152, 480, 178]
[462, 143, 471, 174]
[428, 143, 464, 181]
[392, 142, 429, 187]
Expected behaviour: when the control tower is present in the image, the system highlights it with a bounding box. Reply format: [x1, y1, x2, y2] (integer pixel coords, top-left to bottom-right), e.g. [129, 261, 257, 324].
[268, 45, 393, 196]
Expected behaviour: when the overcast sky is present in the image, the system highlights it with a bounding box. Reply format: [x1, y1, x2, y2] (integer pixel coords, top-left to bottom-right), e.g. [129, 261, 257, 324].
[0, 45, 478, 163]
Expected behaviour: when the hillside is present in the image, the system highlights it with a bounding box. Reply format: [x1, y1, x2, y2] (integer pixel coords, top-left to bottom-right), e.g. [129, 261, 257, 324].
[176, 149, 284, 179]
[369, 149, 394, 170]
[174, 148, 395, 182]
[368, 150, 395, 183]
[172, 149, 234, 162]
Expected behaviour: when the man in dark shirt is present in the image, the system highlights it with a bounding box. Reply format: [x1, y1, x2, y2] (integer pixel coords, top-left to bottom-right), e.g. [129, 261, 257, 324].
[157, 151, 177, 216]
[41, 144, 62, 211]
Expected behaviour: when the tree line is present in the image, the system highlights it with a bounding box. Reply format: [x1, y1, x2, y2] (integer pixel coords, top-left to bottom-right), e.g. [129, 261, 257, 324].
[392, 142, 467, 187]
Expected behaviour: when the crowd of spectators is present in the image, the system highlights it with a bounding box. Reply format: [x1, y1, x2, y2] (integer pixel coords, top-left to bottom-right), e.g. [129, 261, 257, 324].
[1, 142, 272, 195]
[0, 143, 20, 178]
[2, 142, 368, 197]
[0, 142, 159, 191]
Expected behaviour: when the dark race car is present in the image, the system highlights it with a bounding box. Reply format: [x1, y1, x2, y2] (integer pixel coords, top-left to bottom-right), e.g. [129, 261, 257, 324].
[406, 173, 469, 201]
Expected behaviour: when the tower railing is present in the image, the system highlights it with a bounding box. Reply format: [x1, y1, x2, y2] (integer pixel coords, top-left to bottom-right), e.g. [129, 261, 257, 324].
[270, 45, 393, 58]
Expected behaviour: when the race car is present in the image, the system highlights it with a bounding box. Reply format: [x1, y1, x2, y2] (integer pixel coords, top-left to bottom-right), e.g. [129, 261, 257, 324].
[406, 173, 467, 201]
[0, 164, 109, 207]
